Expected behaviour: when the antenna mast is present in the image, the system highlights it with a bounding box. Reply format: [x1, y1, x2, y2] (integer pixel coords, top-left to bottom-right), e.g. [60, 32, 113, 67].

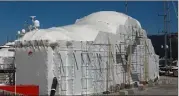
[125, 0, 128, 14]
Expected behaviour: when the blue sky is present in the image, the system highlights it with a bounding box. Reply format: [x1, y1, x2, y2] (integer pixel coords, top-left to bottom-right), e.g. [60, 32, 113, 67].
[0, 1, 178, 44]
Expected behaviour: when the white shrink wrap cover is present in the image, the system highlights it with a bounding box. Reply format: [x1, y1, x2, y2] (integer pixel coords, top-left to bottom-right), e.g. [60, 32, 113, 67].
[13, 11, 159, 95]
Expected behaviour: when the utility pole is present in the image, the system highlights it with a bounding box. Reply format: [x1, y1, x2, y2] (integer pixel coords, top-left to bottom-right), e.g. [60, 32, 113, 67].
[167, 2, 173, 62]
[164, 1, 168, 67]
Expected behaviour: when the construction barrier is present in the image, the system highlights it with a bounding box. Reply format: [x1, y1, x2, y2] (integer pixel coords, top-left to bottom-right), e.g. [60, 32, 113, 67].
[0, 85, 39, 96]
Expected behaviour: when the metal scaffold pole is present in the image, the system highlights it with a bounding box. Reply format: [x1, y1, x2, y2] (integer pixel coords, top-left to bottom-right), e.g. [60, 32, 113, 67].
[144, 40, 148, 82]
[106, 36, 110, 93]
[128, 43, 132, 85]
[125, 0, 131, 85]
[106, 34, 114, 93]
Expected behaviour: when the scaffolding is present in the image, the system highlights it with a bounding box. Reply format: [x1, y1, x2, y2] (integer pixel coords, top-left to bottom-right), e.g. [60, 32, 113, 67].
[26, 25, 156, 95]
[0, 54, 15, 85]
[0, 62, 15, 85]
[144, 40, 149, 82]
[81, 41, 92, 95]
[90, 42, 114, 94]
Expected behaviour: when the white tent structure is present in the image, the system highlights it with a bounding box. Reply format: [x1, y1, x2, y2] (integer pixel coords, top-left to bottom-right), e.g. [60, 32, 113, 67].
[14, 11, 159, 95]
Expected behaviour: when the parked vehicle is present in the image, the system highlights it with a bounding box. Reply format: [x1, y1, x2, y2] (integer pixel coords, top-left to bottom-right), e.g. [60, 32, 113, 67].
[171, 60, 178, 77]
[159, 59, 178, 77]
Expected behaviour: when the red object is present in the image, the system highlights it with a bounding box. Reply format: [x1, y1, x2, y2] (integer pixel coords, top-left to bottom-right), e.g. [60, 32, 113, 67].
[0, 85, 39, 96]
[28, 50, 33, 55]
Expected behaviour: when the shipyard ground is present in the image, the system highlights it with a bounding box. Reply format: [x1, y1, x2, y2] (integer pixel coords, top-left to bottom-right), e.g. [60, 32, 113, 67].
[133, 76, 178, 95]
[107, 76, 178, 95]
